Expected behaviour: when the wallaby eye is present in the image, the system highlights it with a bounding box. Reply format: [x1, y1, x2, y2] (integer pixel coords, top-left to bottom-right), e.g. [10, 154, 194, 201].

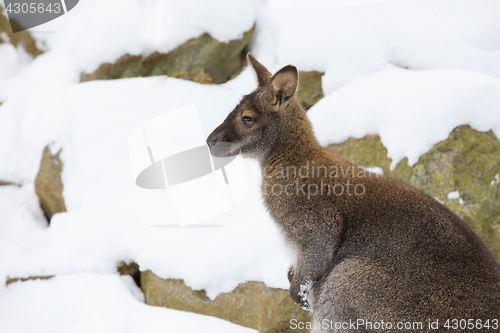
[241, 116, 254, 127]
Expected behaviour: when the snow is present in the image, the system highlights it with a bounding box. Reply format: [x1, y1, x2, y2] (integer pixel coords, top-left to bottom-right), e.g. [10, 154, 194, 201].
[121, 275, 145, 302]
[24, 0, 256, 75]
[446, 191, 463, 205]
[308, 66, 500, 169]
[0, 273, 258, 333]
[434, 197, 444, 205]
[0, 43, 32, 82]
[1, 0, 500, 329]
[364, 167, 384, 176]
[297, 280, 314, 312]
[267, 0, 500, 91]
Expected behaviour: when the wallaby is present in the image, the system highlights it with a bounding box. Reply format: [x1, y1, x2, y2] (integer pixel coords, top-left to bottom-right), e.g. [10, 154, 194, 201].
[206, 53, 500, 332]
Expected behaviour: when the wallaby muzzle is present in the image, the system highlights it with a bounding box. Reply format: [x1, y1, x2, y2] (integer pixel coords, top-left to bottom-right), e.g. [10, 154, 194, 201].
[206, 125, 240, 158]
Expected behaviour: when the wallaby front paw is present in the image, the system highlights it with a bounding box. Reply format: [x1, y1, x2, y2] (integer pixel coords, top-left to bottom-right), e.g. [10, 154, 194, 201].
[290, 280, 313, 311]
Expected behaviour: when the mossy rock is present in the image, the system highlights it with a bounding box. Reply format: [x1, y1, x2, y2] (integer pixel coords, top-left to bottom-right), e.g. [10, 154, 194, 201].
[0, 6, 43, 57]
[117, 261, 141, 288]
[34, 146, 66, 221]
[327, 125, 500, 261]
[141, 270, 310, 333]
[117, 261, 140, 276]
[0, 180, 20, 186]
[81, 25, 255, 84]
[297, 71, 324, 110]
[6, 275, 53, 286]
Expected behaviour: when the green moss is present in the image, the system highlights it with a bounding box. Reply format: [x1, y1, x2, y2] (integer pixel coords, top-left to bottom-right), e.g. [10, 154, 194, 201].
[327, 125, 500, 261]
[297, 71, 324, 110]
[81, 25, 255, 84]
[141, 270, 310, 333]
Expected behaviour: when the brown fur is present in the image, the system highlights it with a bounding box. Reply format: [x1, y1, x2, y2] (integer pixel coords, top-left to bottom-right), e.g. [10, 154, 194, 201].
[207, 53, 500, 332]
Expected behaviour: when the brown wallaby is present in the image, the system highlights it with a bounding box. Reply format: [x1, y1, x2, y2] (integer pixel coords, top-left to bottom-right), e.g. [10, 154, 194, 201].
[206, 53, 500, 332]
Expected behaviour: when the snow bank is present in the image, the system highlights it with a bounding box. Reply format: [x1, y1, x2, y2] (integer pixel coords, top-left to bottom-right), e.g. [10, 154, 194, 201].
[29, 0, 256, 74]
[268, 0, 500, 92]
[0, 42, 32, 83]
[0, 184, 47, 284]
[0, 273, 258, 333]
[0, 48, 79, 181]
[309, 66, 500, 168]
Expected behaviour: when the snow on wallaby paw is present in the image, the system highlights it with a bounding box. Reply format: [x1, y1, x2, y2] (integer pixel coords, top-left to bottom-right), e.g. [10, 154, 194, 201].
[297, 280, 314, 311]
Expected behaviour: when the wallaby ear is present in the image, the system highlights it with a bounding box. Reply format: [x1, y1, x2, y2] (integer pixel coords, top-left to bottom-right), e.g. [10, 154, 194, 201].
[270, 65, 298, 106]
[247, 53, 271, 86]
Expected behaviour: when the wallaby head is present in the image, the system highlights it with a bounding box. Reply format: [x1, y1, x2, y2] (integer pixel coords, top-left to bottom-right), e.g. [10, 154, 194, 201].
[206, 53, 312, 162]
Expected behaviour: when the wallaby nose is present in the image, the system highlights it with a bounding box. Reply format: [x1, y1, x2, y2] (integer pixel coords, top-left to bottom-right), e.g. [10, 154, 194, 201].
[206, 137, 217, 150]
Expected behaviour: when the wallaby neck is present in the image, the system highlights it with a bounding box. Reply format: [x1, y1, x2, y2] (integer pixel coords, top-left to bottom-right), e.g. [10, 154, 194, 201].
[261, 102, 322, 170]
